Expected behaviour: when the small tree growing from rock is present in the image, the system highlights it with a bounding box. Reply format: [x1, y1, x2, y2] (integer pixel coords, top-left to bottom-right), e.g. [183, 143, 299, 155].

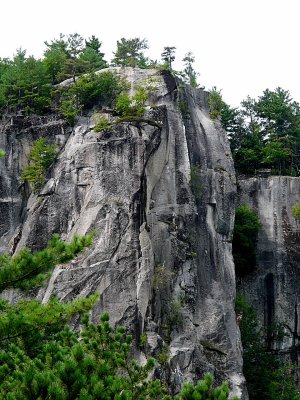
[292, 203, 300, 225]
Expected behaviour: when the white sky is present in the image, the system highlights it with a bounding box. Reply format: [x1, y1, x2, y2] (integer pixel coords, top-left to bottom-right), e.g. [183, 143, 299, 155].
[1, 0, 299, 106]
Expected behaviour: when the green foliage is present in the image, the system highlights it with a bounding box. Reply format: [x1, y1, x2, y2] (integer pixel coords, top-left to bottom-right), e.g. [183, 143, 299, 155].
[139, 333, 148, 346]
[233, 205, 261, 276]
[114, 81, 154, 119]
[292, 203, 300, 221]
[175, 372, 238, 400]
[0, 229, 238, 399]
[209, 87, 225, 119]
[157, 344, 170, 366]
[0, 49, 51, 113]
[115, 93, 132, 116]
[178, 99, 190, 119]
[153, 264, 173, 289]
[0, 33, 107, 114]
[179, 52, 199, 87]
[94, 118, 112, 133]
[58, 96, 79, 125]
[43, 33, 69, 84]
[20, 137, 57, 192]
[0, 232, 94, 290]
[44, 33, 107, 84]
[0, 311, 169, 400]
[161, 47, 176, 70]
[112, 37, 149, 67]
[132, 85, 149, 115]
[0, 302, 239, 400]
[58, 71, 124, 124]
[226, 88, 300, 175]
[236, 295, 299, 400]
[168, 299, 183, 328]
[0, 295, 98, 355]
[0, 148, 5, 158]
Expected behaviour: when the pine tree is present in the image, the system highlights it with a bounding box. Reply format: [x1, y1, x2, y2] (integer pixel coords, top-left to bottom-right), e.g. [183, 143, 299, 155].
[112, 37, 148, 67]
[161, 46, 176, 70]
[20, 137, 57, 192]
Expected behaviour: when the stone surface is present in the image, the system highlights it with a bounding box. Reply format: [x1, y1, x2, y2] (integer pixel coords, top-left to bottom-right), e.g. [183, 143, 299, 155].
[237, 176, 300, 384]
[0, 68, 246, 398]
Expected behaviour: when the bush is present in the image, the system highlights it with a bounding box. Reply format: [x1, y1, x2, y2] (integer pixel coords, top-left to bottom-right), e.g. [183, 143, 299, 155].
[0, 148, 5, 158]
[115, 93, 132, 116]
[20, 137, 57, 192]
[58, 71, 125, 125]
[292, 203, 300, 221]
[115, 83, 152, 118]
[59, 97, 80, 125]
[94, 118, 112, 133]
[233, 205, 261, 276]
[74, 71, 125, 109]
[208, 88, 224, 119]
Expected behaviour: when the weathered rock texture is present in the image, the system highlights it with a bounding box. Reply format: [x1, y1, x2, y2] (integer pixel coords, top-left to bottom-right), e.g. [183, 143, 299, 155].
[0, 68, 245, 398]
[237, 176, 300, 383]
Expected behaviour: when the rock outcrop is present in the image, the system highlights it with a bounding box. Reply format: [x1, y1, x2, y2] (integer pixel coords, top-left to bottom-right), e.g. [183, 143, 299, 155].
[237, 176, 300, 384]
[0, 68, 245, 398]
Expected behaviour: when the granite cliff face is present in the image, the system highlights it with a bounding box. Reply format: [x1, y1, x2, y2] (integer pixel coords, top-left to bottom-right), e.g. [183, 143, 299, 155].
[0, 68, 245, 397]
[237, 176, 300, 383]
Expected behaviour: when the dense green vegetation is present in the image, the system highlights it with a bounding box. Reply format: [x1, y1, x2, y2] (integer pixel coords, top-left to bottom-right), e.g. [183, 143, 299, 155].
[0, 306, 238, 399]
[236, 295, 300, 400]
[0, 233, 94, 290]
[1, 33, 299, 178]
[0, 236, 238, 399]
[0, 34, 118, 117]
[57, 71, 125, 124]
[94, 79, 161, 133]
[232, 205, 261, 277]
[210, 87, 300, 176]
[0, 34, 199, 123]
[20, 137, 57, 192]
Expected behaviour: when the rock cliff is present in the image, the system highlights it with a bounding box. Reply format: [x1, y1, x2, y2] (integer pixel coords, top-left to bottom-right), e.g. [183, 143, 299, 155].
[0, 68, 245, 398]
[237, 176, 300, 383]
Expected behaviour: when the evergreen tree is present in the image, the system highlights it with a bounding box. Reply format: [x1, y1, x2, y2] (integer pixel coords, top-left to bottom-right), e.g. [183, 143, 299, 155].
[0, 49, 51, 113]
[20, 137, 57, 192]
[161, 46, 176, 70]
[180, 52, 199, 87]
[226, 88, 300, 175]
[81, 35, 107, 71]
[65, 33, 86, 82]
[233, 205, 261, 276]
[112, 37, 148, 67]
[43, 34, 69, 84]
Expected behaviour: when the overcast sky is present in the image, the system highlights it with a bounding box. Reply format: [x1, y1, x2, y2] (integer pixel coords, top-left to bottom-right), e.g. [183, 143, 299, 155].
[1, 0, 299, 106]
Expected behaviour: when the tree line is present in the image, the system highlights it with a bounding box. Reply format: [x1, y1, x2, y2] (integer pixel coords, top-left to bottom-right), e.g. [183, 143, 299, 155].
[0, 34, 198, 115]
[1, 33, 299, 177]
[209, 87, 300, 176]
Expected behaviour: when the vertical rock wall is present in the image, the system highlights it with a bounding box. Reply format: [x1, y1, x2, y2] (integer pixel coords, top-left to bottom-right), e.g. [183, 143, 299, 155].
[0, 68, 246, 398]
[237, 176, 300, 383]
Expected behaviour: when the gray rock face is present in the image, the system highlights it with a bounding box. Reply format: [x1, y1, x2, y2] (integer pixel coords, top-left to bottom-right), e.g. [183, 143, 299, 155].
[0, 68, 245, 398]
[237, 176, 300, 382]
